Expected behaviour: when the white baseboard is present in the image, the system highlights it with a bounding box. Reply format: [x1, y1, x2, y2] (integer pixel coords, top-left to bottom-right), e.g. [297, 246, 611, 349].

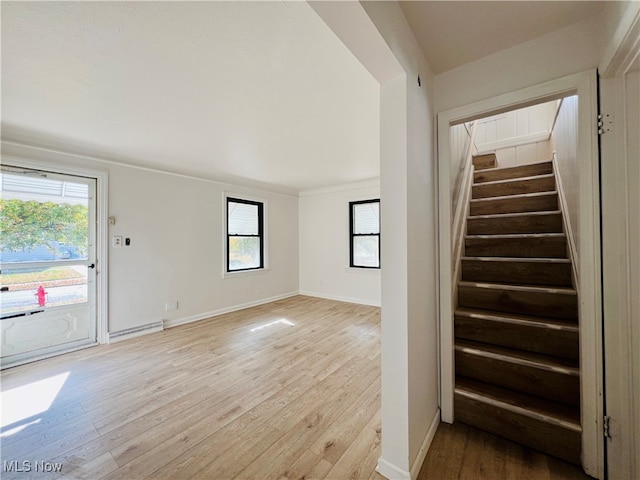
[375, 409, 440, 480]
[298, 290, 381, 307]
[162, 291, 300, 329]
[376, 458, 411, 480]
[108, 321, 164, 343]
[409, 409, 440, 479]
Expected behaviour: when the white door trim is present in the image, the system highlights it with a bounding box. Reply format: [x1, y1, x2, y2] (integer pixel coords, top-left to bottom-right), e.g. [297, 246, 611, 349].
[1, 150, 109, 347]
[436, 69, 603, 478]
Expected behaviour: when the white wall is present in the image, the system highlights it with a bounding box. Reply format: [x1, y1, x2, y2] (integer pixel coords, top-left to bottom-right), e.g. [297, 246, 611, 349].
[310, 3, 439, 478]
[475, 101, 557, 167]
[550, 96, 579, 260]
[434, 12, 623, 113]
[107, 164, 299, 332]
[475, 101, 557, 147]
[359, 2, 439, 477]
[494, 140, 552, 167]
[1, 141, 299, 335]
[298, 181, 381, 306]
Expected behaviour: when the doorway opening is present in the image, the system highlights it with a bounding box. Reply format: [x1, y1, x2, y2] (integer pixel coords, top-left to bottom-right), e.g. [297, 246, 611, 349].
[437, 70, 603, 478]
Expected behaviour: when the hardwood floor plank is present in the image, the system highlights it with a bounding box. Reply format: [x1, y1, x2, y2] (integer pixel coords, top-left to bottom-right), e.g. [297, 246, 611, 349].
[323, 410, 382, 480]
[145, 375, 320, 479]
[417, 422, 593, 480]
[308, 381, 380, 465]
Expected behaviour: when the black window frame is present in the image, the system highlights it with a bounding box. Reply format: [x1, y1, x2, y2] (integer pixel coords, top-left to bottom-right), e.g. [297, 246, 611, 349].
[349, 199, 381, 269]
[226, 197, 264, 272]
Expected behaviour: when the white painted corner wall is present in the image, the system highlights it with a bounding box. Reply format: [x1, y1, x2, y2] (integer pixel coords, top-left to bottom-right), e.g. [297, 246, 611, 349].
[105, 165, 300, 334]
[358, 1, 440, 477]
[311, 2, 440, 477]
[299, 181, 381, 306]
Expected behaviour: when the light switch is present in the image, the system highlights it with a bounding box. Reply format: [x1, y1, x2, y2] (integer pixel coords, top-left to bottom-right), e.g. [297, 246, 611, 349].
[113, 236, 123, 247]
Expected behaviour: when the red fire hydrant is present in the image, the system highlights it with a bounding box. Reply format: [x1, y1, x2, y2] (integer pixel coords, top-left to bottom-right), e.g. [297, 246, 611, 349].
[36, 285, 48, 307]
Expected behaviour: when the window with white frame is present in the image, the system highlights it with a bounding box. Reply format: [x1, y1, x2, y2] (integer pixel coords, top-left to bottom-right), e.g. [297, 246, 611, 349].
[227, 197, 264, 272]
[349, 199, 380, 268]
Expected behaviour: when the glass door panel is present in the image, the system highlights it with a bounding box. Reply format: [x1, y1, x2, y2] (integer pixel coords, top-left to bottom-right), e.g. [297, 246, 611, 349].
[1, 167, 97, 367]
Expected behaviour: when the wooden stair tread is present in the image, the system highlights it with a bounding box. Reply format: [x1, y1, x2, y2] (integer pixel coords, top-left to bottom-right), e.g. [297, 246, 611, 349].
[455, 307, 578, 331]
[462, 256, 571, 264]
[472, 173, 555, 188]
[469, 193, 558, 216]
[474, 161, 553, 183]
[470, 190, 557, 204]
[455, 339, 579, 372]
[464, 234, 569, 260]
[455, 376, 581, 428]
[468, 210, 562, 220]
[458, 280, 576, 296]
[467, 211, 564, 235]
[466, 233, 565, 239]
[455, 308, 579, 359]
[475, 160, 552, 170]
[472, 154, 497, 170]
[474, 160, 552, 175]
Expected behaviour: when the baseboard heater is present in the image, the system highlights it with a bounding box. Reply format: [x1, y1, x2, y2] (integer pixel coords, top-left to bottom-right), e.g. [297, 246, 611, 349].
[108, 321, 164, 342]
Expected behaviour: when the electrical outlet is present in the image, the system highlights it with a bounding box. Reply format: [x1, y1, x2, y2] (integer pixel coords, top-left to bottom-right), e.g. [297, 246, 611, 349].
[165, 301, 178, 312]
[112, 236, 123, 247]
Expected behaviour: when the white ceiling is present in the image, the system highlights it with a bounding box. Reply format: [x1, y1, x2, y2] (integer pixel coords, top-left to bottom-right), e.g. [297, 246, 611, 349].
[1, 1, 380, 194]
[2, 1, 622, 194]
[399, 1, 613, 74]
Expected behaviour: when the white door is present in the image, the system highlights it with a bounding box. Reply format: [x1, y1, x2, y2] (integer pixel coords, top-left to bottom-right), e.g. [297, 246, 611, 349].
[1, 166, 97, 368]
[600, 57, 640, 479]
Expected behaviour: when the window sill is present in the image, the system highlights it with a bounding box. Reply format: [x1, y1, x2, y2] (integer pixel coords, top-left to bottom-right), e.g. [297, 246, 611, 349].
[222, 268, 270, 279]
[345, 267, 381, 275]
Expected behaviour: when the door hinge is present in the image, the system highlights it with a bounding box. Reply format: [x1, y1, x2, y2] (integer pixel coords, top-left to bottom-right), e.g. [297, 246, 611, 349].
[603, 415, 612, 438]
[598, 113, 614, 135]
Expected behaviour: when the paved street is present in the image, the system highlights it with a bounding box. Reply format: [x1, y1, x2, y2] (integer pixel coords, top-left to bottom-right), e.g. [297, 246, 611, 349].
[0, 284, 88, 315]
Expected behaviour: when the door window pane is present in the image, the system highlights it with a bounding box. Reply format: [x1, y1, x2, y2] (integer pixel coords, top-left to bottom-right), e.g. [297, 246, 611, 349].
[0, 266, 88, 316]
[1, 173, 89, 264]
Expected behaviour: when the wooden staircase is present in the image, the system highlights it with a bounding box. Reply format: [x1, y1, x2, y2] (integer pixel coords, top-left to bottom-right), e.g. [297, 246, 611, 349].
[455, 154, 581, 465]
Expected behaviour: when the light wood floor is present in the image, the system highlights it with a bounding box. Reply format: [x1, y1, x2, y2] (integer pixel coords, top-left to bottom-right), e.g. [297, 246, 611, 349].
[1, 296, 382, 479]
[1, 295, 594, 480]
[418, 422, 593, 480]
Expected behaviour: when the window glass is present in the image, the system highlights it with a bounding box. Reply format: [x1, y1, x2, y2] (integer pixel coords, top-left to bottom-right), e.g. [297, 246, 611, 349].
[227, 198, 263, 272]
[353, 202, 380, 235]
[350, 199, 380, 268]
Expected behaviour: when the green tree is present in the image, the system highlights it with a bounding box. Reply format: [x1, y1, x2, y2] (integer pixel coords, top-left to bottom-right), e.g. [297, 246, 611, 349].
[0, 199, 88, 255]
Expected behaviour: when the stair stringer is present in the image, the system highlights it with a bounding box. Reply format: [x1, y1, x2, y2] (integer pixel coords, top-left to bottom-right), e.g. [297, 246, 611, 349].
[552, 151, 580, 290]
[451, 122, 478, 316]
